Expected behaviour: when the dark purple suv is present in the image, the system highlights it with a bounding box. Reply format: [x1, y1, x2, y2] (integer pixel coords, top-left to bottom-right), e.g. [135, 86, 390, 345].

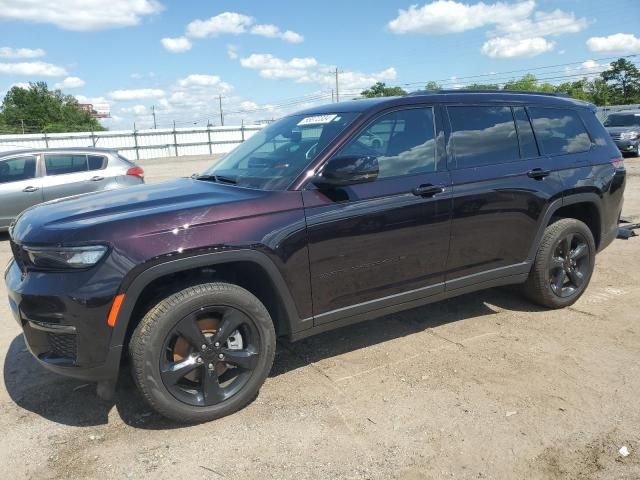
[6, 91, 626, 422]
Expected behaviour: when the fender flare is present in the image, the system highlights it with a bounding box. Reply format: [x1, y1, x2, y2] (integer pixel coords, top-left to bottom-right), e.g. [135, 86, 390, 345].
[526, 193, 603, 263]
[109, 249, 304, 350]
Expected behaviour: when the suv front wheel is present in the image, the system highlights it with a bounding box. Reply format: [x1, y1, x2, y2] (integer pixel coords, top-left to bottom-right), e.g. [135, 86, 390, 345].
[130, 282, 276, 423]
[524, 218, 596, 309]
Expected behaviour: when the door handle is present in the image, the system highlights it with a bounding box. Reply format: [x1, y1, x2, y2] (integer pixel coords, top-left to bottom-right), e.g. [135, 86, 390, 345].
[90, 176, 104, 182]
[22, 186, 39, 193]
[527, 168, 551, 180]
[412, 184, 444, 197]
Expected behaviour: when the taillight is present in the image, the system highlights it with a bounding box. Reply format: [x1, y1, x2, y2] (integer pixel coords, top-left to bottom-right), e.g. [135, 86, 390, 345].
[127, 166, 144, 179]
[611, 156, 625, 169]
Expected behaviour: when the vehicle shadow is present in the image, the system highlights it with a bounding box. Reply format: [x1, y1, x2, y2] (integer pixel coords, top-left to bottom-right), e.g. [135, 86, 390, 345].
[3, 286, 544, 430]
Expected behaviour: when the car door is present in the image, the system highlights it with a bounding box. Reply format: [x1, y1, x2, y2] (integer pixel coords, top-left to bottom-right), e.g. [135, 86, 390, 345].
[444, 104, 563, 289]
[0, 155, 43, 228]
[302, 105, 452, 324]
[42, 153, 94, 201]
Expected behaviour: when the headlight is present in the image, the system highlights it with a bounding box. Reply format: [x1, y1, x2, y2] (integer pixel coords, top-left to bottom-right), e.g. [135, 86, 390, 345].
[620, 131, 639, 140]
[23, 245, 108, 270]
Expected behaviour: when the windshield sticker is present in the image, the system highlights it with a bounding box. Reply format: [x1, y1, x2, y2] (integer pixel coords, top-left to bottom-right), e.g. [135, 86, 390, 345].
[297, 114, 338, 126]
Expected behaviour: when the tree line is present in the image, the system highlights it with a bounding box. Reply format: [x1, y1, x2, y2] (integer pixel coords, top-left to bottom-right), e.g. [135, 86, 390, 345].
[361, 58, 640, 106]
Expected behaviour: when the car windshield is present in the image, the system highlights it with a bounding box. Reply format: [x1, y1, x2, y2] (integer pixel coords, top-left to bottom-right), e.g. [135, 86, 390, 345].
[604, 113, 640, 127]
[200, 112, 359, 190]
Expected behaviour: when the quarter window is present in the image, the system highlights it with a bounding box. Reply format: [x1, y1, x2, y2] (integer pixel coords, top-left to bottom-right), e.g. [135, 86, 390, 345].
[0, 156, 37, 184]
[448, 106, 520, 168]
[88, 155, 107, 171]
[45, 154, 88, 175]
[528, 108, 591, 155]
[340, 107, 437, 178]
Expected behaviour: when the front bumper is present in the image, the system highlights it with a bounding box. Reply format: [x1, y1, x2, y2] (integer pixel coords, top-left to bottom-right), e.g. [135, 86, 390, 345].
[613, 138, 639, 153]
[5, 257, 124, 382]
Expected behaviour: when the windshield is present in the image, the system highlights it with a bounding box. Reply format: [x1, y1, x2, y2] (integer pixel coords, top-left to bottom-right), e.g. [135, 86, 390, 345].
[201, 112, 360, 190]
[604, 113, 640, 127]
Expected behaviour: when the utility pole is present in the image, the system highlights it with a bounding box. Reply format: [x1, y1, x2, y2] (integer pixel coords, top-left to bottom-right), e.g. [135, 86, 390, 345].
[218, 95, 224, 126]
[335, 68, 340, 103]
[20, 119, 25, 134]
[331, 89, 334, 103]
[151, 105, 157, 129]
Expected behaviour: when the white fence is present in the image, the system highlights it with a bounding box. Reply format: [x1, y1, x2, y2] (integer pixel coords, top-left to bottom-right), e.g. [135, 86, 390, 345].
[596, 104, 639, 121]
[0, 124, 264, 160]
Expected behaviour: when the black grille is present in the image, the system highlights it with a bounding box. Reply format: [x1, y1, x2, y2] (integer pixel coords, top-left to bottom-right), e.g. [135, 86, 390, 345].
[47, 332, 77, 360]
[10, 240, 28, 273]
[610, 132, 622, 141]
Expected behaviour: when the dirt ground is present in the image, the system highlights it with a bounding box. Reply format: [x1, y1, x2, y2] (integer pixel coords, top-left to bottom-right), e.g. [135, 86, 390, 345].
[0, 155, 639, 480]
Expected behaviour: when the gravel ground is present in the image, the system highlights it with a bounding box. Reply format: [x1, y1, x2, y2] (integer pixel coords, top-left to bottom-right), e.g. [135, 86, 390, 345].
[0, 156, 639, 479]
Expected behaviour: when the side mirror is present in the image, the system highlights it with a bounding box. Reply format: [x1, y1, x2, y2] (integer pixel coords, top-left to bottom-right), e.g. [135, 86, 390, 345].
[312, 155, 379, 188]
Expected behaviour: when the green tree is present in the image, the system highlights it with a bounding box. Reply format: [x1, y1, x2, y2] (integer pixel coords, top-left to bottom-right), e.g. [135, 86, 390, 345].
[601, 58, 640, 104]
[555, 79, 589, 101]
[361, 82, 407, 98]
[0, 82, 106, 133]
[465, 83, 501, 90]
[424, 81, 442, 91]
[585, 78, 613, 106]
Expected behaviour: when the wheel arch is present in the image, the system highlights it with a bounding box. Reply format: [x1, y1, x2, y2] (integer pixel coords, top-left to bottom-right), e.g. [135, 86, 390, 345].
[110, 250, 303, 352]
[527, 193, 603, 263]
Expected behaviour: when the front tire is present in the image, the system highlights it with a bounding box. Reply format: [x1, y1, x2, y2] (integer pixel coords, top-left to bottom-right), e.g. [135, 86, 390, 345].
[130, 282, 276, 423]
[524, 218, 596, 309]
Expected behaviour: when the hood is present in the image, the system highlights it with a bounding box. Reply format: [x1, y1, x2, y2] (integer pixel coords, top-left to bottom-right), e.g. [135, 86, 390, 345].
[605, 126, 640, 134]
[11, 177, 274, 245]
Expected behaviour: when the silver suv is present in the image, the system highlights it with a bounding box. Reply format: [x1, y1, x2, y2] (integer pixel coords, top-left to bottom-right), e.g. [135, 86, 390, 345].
[0, 147, 144, 231]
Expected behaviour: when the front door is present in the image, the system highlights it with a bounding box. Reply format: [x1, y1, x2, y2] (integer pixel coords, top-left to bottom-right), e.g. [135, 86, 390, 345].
[42, 153, 93, 201]
[0, 155, 43, 229]
[303, 106, 452, 324]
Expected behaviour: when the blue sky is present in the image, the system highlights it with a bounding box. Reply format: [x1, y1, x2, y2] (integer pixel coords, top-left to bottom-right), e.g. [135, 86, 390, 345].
[1, 0, 639, 130]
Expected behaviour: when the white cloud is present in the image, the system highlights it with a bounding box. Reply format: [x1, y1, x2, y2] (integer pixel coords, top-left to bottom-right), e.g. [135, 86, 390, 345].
[109, 88, 165, 100]
[586, 33, 640, 54]
[0, 0, 163, 31]
[176, 74, 233, 92]
[0, 61, 67, 76]
[238, 52, 396, 90]
[388, 0, 535, 34]
[161, 36, 192, 53]
[250, 24, 304, 43]
[493, 9, 588, 38]
[131, 71, 155, 79]
[54, 76, 85, 89]
[186, 12, 254, 39]
[481, 37, 555, 58]
[121, 104, 148, 115]
[0, 47, 45, 59]
[564, 59, 612, 80]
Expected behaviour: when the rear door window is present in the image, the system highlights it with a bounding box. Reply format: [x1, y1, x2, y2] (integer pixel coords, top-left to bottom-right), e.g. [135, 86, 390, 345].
[447, 106, 520, 168]
[0, 156, 37, 184]
[513, 107, 539, 158]
[528, 108, 591, 155]
[45, 154, 88, 175]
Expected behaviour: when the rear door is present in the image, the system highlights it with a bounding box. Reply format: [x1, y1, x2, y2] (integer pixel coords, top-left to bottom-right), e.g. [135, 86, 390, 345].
[444, 104, 563, 288]
[303, 105, 452, 323]
[0, 155, 43, 228]
[42, 153, 97, 201]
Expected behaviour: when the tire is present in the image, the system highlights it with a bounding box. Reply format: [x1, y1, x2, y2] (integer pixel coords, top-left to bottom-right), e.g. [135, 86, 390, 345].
[524, 218, 596, 309]
[130, 282, 276, 423]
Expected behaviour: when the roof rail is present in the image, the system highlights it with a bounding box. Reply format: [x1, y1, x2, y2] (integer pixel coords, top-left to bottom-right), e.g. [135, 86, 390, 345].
[407, 89, 569, 97]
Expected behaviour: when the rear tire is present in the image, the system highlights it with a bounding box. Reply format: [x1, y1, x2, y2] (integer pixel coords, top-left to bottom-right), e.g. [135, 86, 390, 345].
[130, 282, 276, 423]
[524, 218, 596, 309]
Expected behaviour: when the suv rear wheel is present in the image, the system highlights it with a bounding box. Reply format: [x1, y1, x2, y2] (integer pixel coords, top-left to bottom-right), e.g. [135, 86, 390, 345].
[524, 218, 596, 309]
[130, 282, 276, 423]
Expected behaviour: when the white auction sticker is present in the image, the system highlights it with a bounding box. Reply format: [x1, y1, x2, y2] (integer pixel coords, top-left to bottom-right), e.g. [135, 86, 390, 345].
[297, 114, 338, 126]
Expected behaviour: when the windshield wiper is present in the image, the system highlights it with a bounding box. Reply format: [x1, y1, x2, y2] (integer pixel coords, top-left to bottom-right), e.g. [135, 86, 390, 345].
[194, 174, 238, 184]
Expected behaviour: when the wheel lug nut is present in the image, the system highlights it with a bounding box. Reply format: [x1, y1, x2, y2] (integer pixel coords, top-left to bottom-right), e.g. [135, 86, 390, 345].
[196, 357, 203, 363]
[201, 344, 207, 351]
[218, 353, 224, 360]
[208, 363, 214, 370]
[214, 342, 220, 348]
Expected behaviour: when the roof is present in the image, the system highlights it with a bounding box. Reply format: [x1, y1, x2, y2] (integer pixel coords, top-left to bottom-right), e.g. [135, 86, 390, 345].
[294, 90, 593, 116]
[0, 146, 117, 157]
